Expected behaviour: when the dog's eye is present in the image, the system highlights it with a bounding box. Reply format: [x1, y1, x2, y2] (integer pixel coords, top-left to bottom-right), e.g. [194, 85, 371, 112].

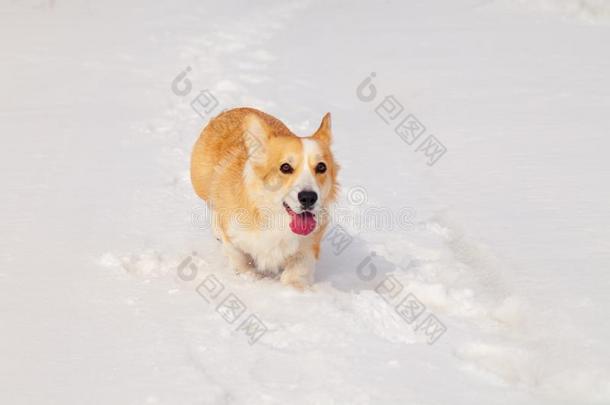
[315, 162, 327, 174]
[280, 163, 294, 174]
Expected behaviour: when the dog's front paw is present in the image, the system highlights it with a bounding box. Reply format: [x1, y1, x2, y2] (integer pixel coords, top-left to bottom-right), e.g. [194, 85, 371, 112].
[233, 261, 260, 278]
[280, 270, 312, 291]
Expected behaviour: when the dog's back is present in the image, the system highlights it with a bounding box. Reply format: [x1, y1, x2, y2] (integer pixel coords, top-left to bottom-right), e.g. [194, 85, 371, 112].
[190, 107, 291, 202]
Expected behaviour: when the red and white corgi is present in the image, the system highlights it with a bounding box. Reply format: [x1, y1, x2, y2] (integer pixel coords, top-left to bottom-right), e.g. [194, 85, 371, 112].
[191, 108, 339, 289]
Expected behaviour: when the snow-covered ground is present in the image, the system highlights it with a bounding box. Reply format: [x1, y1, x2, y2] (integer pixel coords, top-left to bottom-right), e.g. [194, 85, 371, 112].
[2, 0, 610, 403]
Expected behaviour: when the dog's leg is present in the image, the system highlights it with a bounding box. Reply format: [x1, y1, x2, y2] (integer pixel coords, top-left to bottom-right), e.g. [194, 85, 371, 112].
[211, 208, 223, 242]
[222, 242, 257, 276]
[280, 250, 315, 290]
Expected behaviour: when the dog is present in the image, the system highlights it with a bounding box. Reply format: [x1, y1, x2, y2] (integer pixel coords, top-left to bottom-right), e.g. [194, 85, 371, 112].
[190, 108, 339, 289]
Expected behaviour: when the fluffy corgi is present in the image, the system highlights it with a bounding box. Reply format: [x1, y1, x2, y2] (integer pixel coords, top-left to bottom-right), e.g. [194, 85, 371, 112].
[191, 108, 339, 289]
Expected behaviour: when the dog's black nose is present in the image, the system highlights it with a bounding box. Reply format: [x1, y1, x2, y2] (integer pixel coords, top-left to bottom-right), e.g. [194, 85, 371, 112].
[298, 190, 318, 209]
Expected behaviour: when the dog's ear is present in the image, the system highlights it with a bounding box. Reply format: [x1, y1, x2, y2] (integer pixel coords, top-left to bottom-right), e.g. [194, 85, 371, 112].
[313, 112, 332, 144]
[244, 114, 269, 163]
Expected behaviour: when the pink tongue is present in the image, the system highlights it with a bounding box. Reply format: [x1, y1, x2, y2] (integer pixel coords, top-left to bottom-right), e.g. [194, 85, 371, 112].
[289, 211, 317, 235]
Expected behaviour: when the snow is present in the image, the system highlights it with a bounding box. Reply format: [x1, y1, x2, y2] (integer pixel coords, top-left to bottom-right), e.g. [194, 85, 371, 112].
[1, 0, 610, 404]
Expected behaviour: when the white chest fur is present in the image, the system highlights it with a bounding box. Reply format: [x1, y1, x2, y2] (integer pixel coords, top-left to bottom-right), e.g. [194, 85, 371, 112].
[228, 223, 303, 274]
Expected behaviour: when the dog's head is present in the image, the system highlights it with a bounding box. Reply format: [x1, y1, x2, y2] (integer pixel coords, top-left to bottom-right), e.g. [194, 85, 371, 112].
[243, 113, 339, 236]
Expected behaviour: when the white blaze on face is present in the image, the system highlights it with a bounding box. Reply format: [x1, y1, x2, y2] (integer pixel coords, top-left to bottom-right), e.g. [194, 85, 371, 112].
[286, 138, 321, 213]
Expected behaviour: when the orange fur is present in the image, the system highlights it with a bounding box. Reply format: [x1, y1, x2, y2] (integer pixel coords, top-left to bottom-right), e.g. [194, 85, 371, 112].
[190, 107, 339, 288]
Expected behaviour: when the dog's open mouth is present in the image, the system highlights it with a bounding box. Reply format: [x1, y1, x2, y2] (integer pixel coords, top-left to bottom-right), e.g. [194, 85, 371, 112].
[283, 202, 316, 236]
